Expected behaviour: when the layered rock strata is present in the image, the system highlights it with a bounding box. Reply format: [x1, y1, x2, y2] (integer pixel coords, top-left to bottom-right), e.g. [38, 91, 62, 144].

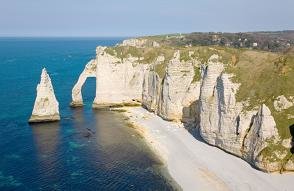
[199, 55, 292, 172]
[142, 51, 200, 123]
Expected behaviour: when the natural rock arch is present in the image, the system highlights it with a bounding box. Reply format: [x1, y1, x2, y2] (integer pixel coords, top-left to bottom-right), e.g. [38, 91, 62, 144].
[71, 59, 97, 107]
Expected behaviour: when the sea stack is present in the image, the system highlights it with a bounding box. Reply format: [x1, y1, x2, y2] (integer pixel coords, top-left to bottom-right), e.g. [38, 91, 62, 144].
[29, 68, 60, 123]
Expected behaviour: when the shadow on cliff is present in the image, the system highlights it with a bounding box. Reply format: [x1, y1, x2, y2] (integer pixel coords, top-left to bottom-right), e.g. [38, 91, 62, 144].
[182, 100, 206, 143]
[290, 124, 294, 154]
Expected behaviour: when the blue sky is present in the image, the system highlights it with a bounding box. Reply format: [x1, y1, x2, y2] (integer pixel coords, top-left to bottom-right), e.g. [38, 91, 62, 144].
[0, 0, 293, 36]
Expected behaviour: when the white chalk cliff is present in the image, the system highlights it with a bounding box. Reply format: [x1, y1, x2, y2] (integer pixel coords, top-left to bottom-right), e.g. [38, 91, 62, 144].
[71, 59, 97, 106]
[93, 47, 147, 107]
[198, 55, 288, 172]
[29, 68, 60, 122]
[72, 39, 294, 172]
[142, 51, 200, 123]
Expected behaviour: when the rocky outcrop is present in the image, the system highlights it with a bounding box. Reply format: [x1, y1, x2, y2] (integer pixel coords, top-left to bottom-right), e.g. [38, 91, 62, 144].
[29, 68, 60, 123]
[198, 55, 293, 172]
[72, 42, 293, 172]
[72, 47, 201, 122]
[242, 104, 283, 171]
[142, 70, 162, 112]
[199, 55, 251, 155]
[71, 59, 97, 107]
[274, 95, 293, 112]
[120, 38, 148, 47]
[93, 47, 147, 107]
[142, 51, 201, 123]
[120, 38, 160, 48]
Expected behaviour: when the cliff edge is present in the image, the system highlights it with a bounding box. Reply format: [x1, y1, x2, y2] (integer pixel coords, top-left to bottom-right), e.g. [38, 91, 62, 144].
[72, 36, 294, 172]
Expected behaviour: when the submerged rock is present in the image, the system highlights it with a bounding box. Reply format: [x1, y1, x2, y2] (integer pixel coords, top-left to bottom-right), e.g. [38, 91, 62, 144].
[29, 68, 60, 123]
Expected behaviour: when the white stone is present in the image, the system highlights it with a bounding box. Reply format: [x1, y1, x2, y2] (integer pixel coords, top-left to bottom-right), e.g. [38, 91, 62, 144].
[198, 55, 285, 172]
[274, 95, 293, 112]
[142, 51, 201, 122]
[93, 49, 147, 107]
[120, 38, 147, 48]
[158, 51, 200, 122]
[29, 68, 60, 122]
[152, 41, 160, 47]
[243, 104, 279, 164]
[71, 43, 293, 172]
[282, 138, 292, 149]
[71, 59, 97, 106]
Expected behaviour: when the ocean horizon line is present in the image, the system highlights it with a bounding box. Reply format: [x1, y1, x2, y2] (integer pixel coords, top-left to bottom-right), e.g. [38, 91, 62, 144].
[0, 36, 131, 39]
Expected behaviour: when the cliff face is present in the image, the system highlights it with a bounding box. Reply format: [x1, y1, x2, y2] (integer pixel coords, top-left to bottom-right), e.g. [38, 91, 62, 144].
[93, 47, 147, 107]
[71, 59, 97, 107]
[198, 55, 292, 172]
[199, 55, 247, 155]
[72, 39, 294, 172]
[72, 46, 201, 122]
[142, 51, 200, 123]
[29, 68, 60, 122]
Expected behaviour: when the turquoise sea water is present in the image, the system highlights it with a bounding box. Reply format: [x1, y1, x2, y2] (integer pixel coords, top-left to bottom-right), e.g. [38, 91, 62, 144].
[0, 38, 176, 190]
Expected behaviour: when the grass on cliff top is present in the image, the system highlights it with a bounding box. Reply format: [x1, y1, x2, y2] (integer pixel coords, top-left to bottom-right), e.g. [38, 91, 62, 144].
[105, 45, 174, 64]
[105, 45, 225, 79]
[105, 45, 174, 78]
[105, 44, 293, 139]
[225, 49, 294, 139]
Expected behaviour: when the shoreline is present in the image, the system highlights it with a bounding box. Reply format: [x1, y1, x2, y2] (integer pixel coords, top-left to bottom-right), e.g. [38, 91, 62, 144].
[121, 106, 294, 191]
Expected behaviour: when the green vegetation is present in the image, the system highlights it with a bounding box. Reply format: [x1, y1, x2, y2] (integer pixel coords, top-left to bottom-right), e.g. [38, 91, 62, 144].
[180, 50, 190, 62]
[105, 40, 293, 139]
[225, 49, 294, 139]
[105, 46, 143, 61]
[105, 45, 174, 64]
[144, 31, 294, 52]
[192, 66, 201, 83]
[154, 63, 167, 78]
[104, 45, 174, 77]
[259, 138, 292, 169]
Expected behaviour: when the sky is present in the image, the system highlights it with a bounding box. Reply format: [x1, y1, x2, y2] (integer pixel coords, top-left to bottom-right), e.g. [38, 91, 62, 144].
[0, 0, 293, 37]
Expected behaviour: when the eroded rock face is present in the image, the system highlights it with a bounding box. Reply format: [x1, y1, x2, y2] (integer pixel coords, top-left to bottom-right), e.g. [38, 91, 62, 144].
[142, 51, 201, 122]
[71, 47, 147, 108]
[93, 47, 148, 107]
[72, 43, 293, 172]
[159, 51, 200, 122]
[29, 68, 60, 123]
[72, 47, 201, 122]
[199, 55, 249, 155]
[198, 55, 292, 172]
[142, 70, 162, 112]
[71, 59, 97, 107]
[120, 38, 148, 48]
[274, 95, 293, 112]
[243, 104, 280, 171]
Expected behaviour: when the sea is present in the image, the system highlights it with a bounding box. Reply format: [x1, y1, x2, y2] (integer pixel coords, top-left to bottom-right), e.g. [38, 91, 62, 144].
[0, 37, 177, 191]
